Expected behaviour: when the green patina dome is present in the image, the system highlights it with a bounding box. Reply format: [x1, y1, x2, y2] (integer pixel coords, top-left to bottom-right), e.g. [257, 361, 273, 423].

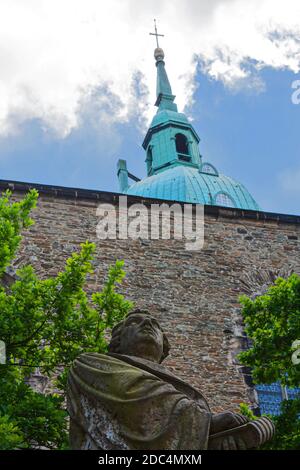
[117, 44, 260, 211]
[125, 165, 260, 210]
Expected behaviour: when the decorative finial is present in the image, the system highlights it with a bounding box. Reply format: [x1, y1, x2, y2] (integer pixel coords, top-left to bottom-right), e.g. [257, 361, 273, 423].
[149, 19, 164, 48]
[149, 19, 176, 110]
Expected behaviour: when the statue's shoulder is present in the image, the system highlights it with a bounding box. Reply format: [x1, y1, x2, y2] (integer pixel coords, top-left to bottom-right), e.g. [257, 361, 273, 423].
[108, 353, 210, 411]
[78, 352, 108, 360]
[75, 352, 108, 363]
[73, 352, 144, 371]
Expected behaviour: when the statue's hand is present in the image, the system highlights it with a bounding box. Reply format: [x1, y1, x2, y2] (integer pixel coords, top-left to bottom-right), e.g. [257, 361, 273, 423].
[214, 435, 248, 450]
[210, 412, 249, 435]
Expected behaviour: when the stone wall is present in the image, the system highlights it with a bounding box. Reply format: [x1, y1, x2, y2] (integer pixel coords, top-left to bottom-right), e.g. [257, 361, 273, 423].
[3, 179, 300, 413]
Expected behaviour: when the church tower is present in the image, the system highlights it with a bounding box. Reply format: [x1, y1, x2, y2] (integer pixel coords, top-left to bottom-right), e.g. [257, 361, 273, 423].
[117, 24, 260, 211]
[143, 46, 202, 176]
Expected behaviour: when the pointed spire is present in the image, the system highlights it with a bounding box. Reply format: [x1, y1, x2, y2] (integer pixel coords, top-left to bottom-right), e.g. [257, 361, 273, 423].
[149, 20, 178, 112]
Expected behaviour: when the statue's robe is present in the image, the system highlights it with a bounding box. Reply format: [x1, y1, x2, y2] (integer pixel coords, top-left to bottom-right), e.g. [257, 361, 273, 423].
[67, 352, 212, 450]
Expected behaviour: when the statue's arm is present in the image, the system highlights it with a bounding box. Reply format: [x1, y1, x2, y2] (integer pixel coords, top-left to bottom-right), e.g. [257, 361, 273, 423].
[208, 415, 275, 450]
[210, 411, 249, 435]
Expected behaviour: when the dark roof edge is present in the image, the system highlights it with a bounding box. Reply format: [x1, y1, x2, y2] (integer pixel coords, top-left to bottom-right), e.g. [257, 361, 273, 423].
[0, 178, 299, 225]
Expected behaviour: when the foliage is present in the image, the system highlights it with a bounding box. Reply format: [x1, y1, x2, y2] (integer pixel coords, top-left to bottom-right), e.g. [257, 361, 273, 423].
[238, 274, 300, 449]
[0, 415, 24, 450]
[238, 274, 300, 387]
[0, 190, 133, 449]
[239, 402, 257, 421]
[0, 367, 68, 449]
[0, 189, 38, 276]
[262, 398, 300, 450]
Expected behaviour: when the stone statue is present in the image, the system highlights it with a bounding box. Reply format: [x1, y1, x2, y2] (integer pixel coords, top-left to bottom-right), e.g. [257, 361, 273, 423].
[67, 310, 274, 450]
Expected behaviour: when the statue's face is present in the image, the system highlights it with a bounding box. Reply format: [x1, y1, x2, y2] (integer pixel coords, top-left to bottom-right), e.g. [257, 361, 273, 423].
[119, 313, 164, 363]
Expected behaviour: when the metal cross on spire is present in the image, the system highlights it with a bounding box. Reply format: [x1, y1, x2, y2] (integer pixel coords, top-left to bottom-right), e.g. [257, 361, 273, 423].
[149, 19, 164, 48]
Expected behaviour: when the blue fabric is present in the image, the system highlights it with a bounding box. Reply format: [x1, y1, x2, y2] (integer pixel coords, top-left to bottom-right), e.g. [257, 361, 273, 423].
[256, 383, 300, 416]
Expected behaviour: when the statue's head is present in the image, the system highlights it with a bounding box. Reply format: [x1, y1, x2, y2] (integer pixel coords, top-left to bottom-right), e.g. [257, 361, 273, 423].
[108, 309, 170, 364]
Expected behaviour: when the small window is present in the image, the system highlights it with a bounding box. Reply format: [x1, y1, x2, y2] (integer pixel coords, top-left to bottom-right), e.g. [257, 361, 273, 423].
[175, 133, 190, 159]
[215, 193, 235, 208]
[201, 163, 218, 176]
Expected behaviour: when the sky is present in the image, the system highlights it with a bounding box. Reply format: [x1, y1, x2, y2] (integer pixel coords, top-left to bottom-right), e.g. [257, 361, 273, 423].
[0, 0, 299, 215]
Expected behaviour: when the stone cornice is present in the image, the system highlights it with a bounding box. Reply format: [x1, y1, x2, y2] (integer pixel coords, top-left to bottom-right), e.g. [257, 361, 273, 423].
[0, 178, 299, 225]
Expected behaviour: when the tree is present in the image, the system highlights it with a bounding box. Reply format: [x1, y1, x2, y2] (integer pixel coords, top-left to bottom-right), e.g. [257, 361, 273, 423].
[263, 398, 300, 450]
[0, 190, 133, 449]
[239, 273, 300, 386]
[238, 273, 300, 449]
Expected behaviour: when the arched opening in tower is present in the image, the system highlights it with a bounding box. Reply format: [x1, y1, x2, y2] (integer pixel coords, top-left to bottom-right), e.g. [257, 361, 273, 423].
[175, 133, 190, 160]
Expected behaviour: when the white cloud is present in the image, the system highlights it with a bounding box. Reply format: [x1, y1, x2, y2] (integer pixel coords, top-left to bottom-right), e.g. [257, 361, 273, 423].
[0, 0, 300, 137]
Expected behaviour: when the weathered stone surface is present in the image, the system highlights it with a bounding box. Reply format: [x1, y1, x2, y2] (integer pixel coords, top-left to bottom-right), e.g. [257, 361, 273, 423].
[67, 312, 275, 450]
[68, 352, 211, 450]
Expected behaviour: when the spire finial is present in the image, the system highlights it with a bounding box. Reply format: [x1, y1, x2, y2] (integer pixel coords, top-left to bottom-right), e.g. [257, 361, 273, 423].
[149, 19, 164, 49]
[149, 20, 177, 111]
